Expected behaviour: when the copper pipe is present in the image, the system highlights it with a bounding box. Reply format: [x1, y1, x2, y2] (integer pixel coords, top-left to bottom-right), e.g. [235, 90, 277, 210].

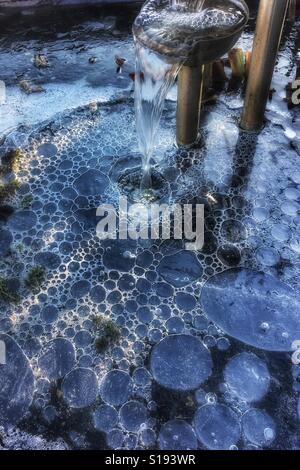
[240, 0, 289, 131]
[176, 64, 204, 146]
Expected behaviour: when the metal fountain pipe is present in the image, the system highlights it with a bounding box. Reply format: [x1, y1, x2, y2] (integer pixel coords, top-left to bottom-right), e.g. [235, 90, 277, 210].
[240, 0, 289, 131]
[176, 62, 204, 146]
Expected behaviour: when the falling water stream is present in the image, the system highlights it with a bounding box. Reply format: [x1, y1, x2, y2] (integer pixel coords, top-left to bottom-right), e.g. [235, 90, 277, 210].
[134, 41, 181, 189]
[133, 0, 245, 191]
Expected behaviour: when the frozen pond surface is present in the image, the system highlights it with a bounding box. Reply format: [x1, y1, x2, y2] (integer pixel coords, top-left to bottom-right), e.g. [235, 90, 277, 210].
[0, 4, 138, 134]
[0, 3, 300, 450]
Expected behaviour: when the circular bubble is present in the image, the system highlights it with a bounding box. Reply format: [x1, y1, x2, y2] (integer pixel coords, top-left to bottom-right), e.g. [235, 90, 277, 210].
[256, 247, 279, 267]
[74, 330, 92, 347]
[62, 367, 98, 408]
[175, 292, 196, 311]
[150, 334, 212, 391]
[155, 282, 174, 298]
[284, 187, 300, 201]
[137, 306, 153, 324]
[0, 229, 12, 257]
[118, 274, 135, 291]
[8, 210, 37, 231]
[253, 208, 269, 222]
[224, 353, 270, 402]
[242, 409, 276, 447]
[107, 428, 124, 449]
[23, 337, 41, 358]
[291, 172, 300, 184]
[40, 305, 59, 324]
[140, 428, 156, 447]
[136, 250, 153, 268]
[99, 370, 133, 406]
[71, 280, 90, 299]
[281, 201, 299, 217]
[35, 251, 61, 270]
[38, 338, 76, 380]
[221, 220, 246, 243]
[217, 337, 230, 351]
[0, 334, 34, 427]
[119, 400, 148, 432]
[217, 245, 241, 267]
[201, 269, 300, 351]
[93, 404, 118, 433]
[158, 420, 198, 450]
[271, 224, 290, 242]
[132, 367, 152, 386]
[290, 237, 300, 254]
[194, 404, 241, 450]
[37, 143, 57, 157]
[103, 240, 137, 272]
[90, 285, 106, 303]
[73, 169, 109, 196]
[166, 317, 185, 334]
[158, 251, 203, 287]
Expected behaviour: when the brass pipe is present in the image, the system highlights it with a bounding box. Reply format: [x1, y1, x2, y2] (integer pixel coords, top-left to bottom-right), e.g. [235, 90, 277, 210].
[176, 64, 204, 146]
[240, 0, 289, 131]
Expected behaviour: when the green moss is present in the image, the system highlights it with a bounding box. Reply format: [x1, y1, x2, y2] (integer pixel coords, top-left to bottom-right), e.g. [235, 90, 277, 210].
[25, 266, 46, 291]
[92, 314, 105, 328]
[20, 194, 34, 209]
[14, 243, 25, 253]
[0, 179, 20, 204]
[95, 336, 110, 352]
[93, 315, 121, 352]
[0, 278, 20, 304]
[0, 149, 23, 175]
[104, 320, 121, 340]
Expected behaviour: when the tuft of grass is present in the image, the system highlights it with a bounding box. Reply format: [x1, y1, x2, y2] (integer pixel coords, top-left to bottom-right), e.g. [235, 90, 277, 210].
[25, 266, 46, 291]
[0, 149, 23, 175]
[93, 315, 121, 353]
[20, 194, 34, 209]
[95, 336, 111, 352]
[0, 278, 20, 304]
[92, 314, 105, 328]
[0, 179, 20, 204]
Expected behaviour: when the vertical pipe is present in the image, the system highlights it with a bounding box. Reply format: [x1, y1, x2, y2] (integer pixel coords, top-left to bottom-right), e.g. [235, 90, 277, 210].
[240, 0, 289, 131]
[176, 64, 204, 146]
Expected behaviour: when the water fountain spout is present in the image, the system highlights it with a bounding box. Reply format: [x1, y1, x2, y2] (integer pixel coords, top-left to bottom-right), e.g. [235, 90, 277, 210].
[133, 0, 249, 154]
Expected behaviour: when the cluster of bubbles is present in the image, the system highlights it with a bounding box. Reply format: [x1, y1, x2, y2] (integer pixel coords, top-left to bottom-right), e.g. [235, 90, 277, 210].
[0, 87, 299, 450]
